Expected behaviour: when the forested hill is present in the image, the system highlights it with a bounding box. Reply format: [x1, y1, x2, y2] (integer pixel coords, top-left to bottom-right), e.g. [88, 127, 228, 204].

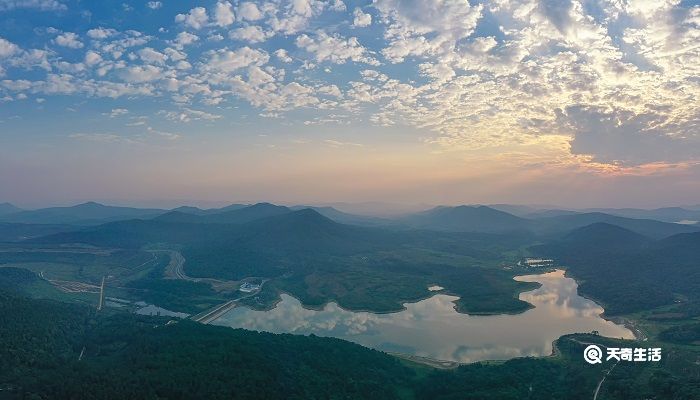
[533, 225, 700, 314]
[2, 284, 698, 400]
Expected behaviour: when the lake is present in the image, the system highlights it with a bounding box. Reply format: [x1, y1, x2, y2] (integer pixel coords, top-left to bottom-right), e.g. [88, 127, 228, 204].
[211, 269, 634, 363]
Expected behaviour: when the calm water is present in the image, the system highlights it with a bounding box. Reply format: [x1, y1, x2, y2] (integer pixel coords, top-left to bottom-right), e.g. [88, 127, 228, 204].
[212, 270, 633, 363]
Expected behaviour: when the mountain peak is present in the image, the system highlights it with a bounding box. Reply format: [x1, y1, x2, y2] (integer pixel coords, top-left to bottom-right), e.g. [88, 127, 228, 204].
[75, 201, 106, 208]
[404, 205, 527, 233]
[0, 202, 22, 216]
[564, 222, 650, 249]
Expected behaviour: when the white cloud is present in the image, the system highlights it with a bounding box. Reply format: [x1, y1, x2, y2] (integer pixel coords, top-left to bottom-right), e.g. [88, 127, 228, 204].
[274, 48, 293, 63]
[374, 0, 483, 62]
[296, 31, 378, 65]
[84, 50, 102, 66]
[54, 61, 85, 73]
[203, 47, 269, 72]
[119, 65, 162, 82]
[55, 32, 84, 49]
[87, 28, 117, 40]
[160, 107, 221, 122]
[0, 0, 697, 169]
[237, 2, 263, 21]
[229, 26, 271, 43]
[69, 133, 137, 144]
[267, 0, 328, 35]
[146, 126, 180, 140]
[172, 31, 199, 49]
[108, 108, 128, 117]
[175, 7, 209, 30]
[0, 0, 66, 11]
[352, 8, 371, 27]
[9, 49, 51, 70]
[213, 1, 235, 27]
[0, 37, 20, 57]
[146, 1, 162, 10]
[138, 47, 167, 65]
[330, 0, 346, 12]
[323, 139, 362, 147]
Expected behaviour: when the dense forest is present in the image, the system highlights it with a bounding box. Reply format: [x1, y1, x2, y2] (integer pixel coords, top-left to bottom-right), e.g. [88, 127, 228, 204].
[1, 281, 699, 400]
[532, 224, 700, 315]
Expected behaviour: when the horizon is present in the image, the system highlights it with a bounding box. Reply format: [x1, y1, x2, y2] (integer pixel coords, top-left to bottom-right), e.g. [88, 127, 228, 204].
[3, 198, 700, 215]
[1, 2, 699, 398]
[1, 0, 698, 208]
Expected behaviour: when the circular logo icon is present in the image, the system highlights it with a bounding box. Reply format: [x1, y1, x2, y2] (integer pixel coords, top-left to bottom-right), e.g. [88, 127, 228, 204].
[584, 345, 603, 364]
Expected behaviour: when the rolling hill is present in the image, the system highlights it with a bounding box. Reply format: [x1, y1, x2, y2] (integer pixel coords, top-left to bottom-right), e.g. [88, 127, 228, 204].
[561, 222, 650, 250]
[0, 202, 167, 225]
[533, 224, 700, 314]
[0, 223, 78, 242]
[583, 207, 700, 223]
[155, 203, 291, 224]
[290, 205, 391, 226]
[530, 212, 698, 239]
[0, 202, 22, 216]
[401, 205, 530, 233]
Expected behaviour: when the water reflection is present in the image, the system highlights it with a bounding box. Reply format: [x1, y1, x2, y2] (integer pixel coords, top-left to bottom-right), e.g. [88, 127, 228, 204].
[212, 270, 633, 363]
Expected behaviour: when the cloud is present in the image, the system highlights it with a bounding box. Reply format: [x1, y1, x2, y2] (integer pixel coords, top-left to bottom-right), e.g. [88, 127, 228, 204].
[0, 37, 19, 57]
[108, 108, 128, 117]
[175, 7, 208, 30]
[323, 139, 363, 147]
[54, 32, 83, 49]
[229, 26, 271, 43]
[146, 1, 162, 10]
[138, 47, 168, 65]
[0, 0, 66, 11]
[274, 48, 292, 63]
[374, 0, 483, 62]
[295, 31, 378, 65]
[69, 133, 137, 144]
[172, 31, 199, 49]
[352, 8, 371, 27]
[118, 65, 162, 82]
[146, 126, 180, 140]
[556, 105, 700, 165]
[0, 0, 697, 170]
[159, 107, 221, 123]
[87, 28, 117, 40]
[266, 0, 329, 35]
[203, 47, 269, 72]
[213, 1, 235, 27]
[237, 2, 263, 21]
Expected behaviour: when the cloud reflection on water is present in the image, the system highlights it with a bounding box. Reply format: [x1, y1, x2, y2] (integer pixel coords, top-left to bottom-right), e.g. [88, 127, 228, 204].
[212, 270, 633, 363]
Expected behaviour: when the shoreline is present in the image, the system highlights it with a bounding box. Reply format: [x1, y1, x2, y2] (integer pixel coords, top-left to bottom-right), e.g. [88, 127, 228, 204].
[560, 269, 645, 341]
[210, 269, 641, 370]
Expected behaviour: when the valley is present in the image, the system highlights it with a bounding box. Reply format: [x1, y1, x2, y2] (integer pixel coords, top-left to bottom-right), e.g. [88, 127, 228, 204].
[0, 201, 699, 399]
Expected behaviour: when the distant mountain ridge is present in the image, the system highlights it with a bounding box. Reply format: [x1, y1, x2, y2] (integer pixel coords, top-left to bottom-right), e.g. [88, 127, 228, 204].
[401, 205, 530, 233]
[4, 200, 699, 239]
[0, 203, 22, 216]
[155, 203, 291, 224]
[0, 202, 167, 225]
[397, 205, 698, 239]
[561, 222, 651, 250]
[531, 212, 698, 239]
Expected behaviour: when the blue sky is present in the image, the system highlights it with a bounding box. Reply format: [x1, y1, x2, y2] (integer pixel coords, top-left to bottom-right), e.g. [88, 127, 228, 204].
[0, 0, 698, 208]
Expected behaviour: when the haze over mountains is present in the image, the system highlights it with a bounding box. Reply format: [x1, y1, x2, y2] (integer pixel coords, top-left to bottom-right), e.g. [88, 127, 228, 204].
[3, 198, 698, 316]
[0, 201, 698, 242]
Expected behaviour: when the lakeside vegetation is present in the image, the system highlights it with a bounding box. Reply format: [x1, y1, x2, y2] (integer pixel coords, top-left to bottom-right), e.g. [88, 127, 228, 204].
[2, 203, 700, 398]
[1, 282, 698, 400]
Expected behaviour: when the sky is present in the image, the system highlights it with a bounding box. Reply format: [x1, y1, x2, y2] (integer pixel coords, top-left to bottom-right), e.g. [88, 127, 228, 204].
[0, 0, 698, 209]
